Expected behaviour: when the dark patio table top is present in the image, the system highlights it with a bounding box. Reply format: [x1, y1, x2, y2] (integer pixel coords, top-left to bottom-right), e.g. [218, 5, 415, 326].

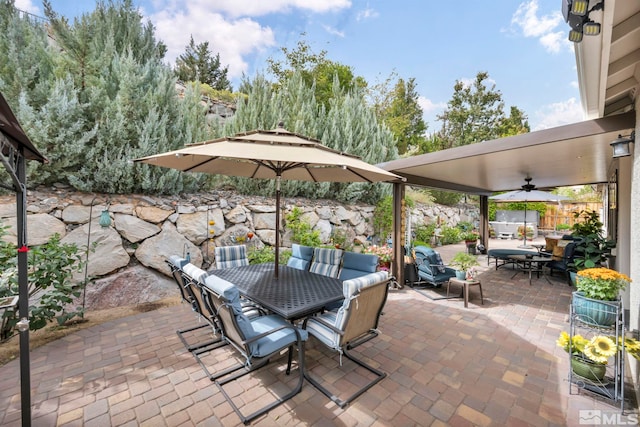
[208, 263, 343, 320]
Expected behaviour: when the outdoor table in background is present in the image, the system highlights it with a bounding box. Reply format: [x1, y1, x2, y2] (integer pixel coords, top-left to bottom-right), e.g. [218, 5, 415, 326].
[508, 254, 553, 286]
[446, 278, 484, 308]
[209, 263, 344, 320]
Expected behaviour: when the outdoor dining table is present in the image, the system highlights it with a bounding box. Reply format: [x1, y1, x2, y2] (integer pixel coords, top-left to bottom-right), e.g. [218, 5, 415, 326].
[208, 263, 344, 321]
[508, 254, 554, 286]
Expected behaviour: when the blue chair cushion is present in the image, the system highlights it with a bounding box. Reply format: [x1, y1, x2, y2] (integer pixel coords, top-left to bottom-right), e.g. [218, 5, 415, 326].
[309, 248, 343, 278]
[183, 264, 208, 283]
[338, 252, 379, 280]
[203, 275, 255, 338]
[168, 255, 188, 269]
[287, 244, 314, 270]
[215, 245, 249, 269]
[305, 310, 340, 349]
[248, 315, 308, 357]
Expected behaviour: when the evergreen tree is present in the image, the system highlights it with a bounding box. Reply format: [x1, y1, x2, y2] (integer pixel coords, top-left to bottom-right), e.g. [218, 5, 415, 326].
[220, 72, 397, 204]
[0, 0, 209, 194]
[266, 37, 366, 110]
[378, 77, 426, 155]
[435, 71, 529, 150]
[175, 36, 231, 90]
[0, 1, 54, 106]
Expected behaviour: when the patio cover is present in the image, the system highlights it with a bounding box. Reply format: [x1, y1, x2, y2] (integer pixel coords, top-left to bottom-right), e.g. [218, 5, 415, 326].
[378, 111, 635, 194]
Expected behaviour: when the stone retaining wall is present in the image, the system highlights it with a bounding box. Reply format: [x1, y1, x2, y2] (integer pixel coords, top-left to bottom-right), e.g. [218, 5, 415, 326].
[0, 185, 477, 308]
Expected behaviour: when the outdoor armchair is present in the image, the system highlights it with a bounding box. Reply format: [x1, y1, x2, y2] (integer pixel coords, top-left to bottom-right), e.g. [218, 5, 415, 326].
[286, 243, 314, 270]
[413, 246, 457, 287]
[309, 247, 344, 278]
[214, 244, 249, 269]
[338, 251, 378, 281]
[303, 271, 389, 408]
[200, 275, 308, 424]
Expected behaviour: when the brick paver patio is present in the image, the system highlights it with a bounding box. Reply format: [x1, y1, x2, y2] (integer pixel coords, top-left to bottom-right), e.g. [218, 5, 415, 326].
[0, 238, 637, 426]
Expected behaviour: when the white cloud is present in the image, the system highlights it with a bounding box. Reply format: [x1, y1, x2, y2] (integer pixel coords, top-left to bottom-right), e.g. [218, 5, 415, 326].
[152, 0, 351, 18]
[149, 8, 276, 79]
[356, 7, 379, 21]
[418, 96, 445, 116]
[418, 96, 446, 127]
[511, 0, 571, 53]
[322, 25, 345, 37]
[532, 97, 584, 130]
[14, 0, 40, 15]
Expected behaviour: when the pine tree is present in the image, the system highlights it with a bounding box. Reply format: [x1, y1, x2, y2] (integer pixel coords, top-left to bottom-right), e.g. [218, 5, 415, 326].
[175, 35, 231, 91]
[0, 1, 54, 106]
[435, 71, 528, 149]
[221, 72, 397, 204]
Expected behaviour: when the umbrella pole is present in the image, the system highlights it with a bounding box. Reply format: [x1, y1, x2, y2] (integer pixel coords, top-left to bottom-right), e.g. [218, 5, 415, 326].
[275, 175, 281, 279]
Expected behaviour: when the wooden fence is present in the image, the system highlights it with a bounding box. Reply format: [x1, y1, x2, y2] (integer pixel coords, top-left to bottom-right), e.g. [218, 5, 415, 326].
[538, 202, 603, 231]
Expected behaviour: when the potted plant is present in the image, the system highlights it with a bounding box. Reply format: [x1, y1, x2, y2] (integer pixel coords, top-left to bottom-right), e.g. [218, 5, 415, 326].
[556, 331, 615, 381]
[569, 210, 616, 272]
[363, 245, 393, 271]
[460, 231, 479, 254]
[557, 331, 640, 381]
[573, 267, 631, 326]
[449, 252, 479, 280]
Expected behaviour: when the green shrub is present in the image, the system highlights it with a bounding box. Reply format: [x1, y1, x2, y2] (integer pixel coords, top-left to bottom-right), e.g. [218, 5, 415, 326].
[247, 246, 291, 265]
[555, 223, 571, 231]
[413, 223, 435, 244]
[285, 207, 321, 247]
[440, 226, 461, 245]
[0, 228, 84, 341]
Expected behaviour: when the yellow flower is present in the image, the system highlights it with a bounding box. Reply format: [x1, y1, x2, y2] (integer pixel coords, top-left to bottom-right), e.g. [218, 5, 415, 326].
[583, 345, 609, 364]
[589, 336, 617, 357]
[556, 331, 570, 350]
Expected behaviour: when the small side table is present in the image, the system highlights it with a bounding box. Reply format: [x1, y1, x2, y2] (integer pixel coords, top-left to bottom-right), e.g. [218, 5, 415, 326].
[447, 278, 483, 308]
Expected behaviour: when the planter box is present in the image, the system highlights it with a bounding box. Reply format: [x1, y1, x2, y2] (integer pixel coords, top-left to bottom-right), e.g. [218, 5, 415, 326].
[572, 291, 618, 327]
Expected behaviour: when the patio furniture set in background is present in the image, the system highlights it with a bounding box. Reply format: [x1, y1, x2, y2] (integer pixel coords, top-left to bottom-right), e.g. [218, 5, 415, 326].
[165, 243, 391, 424]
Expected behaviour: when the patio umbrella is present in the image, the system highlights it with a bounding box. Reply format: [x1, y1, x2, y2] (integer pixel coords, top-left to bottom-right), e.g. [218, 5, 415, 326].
[134, 123, 403, 277]
[489, 178, 569, 248]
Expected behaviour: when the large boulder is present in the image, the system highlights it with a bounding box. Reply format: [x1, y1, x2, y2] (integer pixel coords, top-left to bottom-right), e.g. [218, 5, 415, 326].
[114, 213, 161, 243]
[1, 213, 66, 246]
[61, 221, 130, 281]
[81, 265, 177, 310]
[136, 222, 202, 276]
[135, 206, 173, 223]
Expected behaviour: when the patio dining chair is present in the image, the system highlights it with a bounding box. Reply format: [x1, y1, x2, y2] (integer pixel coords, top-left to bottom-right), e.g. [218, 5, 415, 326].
[287, 243, 314, 271]
[199, 275, 308, 424]
[166, 256, 217, 352]
[338, 251, 378, 280]
[309, 247, 344, 278]
[303, 271, 390, 408]
[214, 244, 249, 269]
[179, 264, 226, 352]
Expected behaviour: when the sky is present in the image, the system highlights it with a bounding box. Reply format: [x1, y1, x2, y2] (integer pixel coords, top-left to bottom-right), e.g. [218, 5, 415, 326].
[16, 0, 585, 132]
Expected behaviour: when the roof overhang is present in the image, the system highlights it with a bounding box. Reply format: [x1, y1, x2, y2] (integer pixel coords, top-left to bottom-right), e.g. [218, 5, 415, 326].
[378, 111, 635, 195]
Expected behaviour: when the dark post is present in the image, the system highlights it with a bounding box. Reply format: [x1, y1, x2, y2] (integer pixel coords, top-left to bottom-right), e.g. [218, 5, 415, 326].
[16, 147, 31, 427]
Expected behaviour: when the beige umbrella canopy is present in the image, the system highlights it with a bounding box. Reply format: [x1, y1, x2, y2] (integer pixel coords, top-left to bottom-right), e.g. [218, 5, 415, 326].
[134, 124, 403, 276]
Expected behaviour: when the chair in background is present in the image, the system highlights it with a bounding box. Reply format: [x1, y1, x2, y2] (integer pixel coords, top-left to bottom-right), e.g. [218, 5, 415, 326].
[214, 244, 249, 269]
[167, 256, 215, 351]
[413, 246, 457, 287]
[309, 247, 344, 278]
[547, 237, 580, 285]
[338, 252, 378, 280]
[166, 255, 191, 304]
[287, 243, 314, 270]
[303, 271, 389, 408]
[200, 275, 308, 424]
